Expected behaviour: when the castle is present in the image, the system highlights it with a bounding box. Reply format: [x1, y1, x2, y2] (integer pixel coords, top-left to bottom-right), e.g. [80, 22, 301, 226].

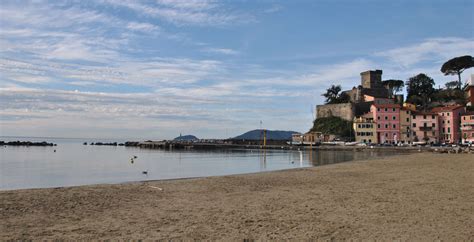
[316, 70, 400, 121]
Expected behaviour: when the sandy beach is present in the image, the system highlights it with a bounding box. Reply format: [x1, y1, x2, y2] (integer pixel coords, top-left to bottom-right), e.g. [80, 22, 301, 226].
[1, 152, 473, 240]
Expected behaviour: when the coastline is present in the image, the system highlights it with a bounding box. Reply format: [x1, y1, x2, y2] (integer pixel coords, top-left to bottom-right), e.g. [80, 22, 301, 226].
[1, 153, 473, 240]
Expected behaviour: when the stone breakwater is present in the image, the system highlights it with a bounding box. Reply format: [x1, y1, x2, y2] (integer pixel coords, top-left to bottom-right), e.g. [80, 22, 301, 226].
[0, 141, 56, 146]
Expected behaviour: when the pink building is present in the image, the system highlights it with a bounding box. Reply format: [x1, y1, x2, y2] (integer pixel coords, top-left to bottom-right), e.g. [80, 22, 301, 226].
[432, 105, 465, 144]
[371, 103, 400, 144]
[411, 111, 440, 144]
[460, 112, 474, 144]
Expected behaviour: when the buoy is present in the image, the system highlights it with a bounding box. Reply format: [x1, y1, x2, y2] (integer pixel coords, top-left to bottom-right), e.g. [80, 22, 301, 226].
[133, 155, 138, 159]
[142, 171, 148, 175]
[54, 150, 56, 152]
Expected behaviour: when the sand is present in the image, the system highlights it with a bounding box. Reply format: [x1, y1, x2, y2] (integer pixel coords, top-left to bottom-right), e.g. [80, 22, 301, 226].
[1, 153, 473, 240]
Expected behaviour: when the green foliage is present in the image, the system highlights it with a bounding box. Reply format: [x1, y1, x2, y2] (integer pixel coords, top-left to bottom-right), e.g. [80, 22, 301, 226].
[382, 79, 404, 97]
[310, 116, 352, 138]
[441, 55, 474, 89]
[406, 73, 435, 109]
[322, 85, 350, 104]
[445, 80, 459, 90]
[432, 88, 466, 105]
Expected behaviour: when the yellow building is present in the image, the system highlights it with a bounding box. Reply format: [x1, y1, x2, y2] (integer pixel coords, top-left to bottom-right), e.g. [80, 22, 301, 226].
[399, 107, 413, 144]
[353, 115, 377, 144]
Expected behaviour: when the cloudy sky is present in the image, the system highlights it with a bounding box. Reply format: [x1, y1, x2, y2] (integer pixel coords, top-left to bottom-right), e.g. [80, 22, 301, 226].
[0, 0, 473, 139]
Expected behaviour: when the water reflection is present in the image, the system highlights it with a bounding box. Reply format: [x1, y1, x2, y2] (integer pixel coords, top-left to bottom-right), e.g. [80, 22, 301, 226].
[0, 138, 404, 190]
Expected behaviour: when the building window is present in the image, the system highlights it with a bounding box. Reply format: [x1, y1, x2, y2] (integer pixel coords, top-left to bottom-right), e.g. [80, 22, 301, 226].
[385, 116, 388, 120]
[413, 115, 416, 119]
[432, 115, 435, 119]
[406, 111, 409, 114]
[447, 113, 450, 116]
[413, 123, 416, 128]
[378, 116, 380, 120]
[392, 108, 395, 112]
[392, 116, 396, 120]
[406, 118, 409, 122]
[423, 115, 426, 119]
[432, 131, 436, 136]
[448, 127, 451, 133]
[432, 123, 435, 127]
[377, 108, 380, 112]
[384, 108, 387, 112]
[393, 124, 396, 129]
[385, 124, 388, 129]
[447, 120, 450, 124]
[385, 133, 388, 137]
[377, 124, 381, 128]
[358, 124, 362, 128]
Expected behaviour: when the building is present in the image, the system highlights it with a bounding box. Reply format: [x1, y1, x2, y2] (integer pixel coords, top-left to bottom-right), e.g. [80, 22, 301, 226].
[460, 112, 474, 144]
[399, 107, 413, 144]
[353, 114, 377, 144]
[316, 70, 393, 121]
[370, 103, 401, 144]
[411, 112, 439, 144]
[466, 74, 474, 106]
[344, 70, 390, 103]
[432, 105, 466, 144]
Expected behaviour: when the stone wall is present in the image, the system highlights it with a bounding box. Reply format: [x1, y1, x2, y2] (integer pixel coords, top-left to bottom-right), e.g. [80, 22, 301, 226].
[316, 103, 355, 121]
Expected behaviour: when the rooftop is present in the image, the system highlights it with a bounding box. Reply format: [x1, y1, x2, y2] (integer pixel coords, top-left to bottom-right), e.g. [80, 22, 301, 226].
[371, 103, 401, 108]
[431, 105, 465, 113]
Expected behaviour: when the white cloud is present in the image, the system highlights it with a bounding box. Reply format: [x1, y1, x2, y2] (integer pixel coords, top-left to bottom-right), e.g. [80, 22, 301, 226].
[202, 47, 239, 55]
[102, 0, 253, 26]
[126, 22, 160, 32]
[375, 37, 474, 68]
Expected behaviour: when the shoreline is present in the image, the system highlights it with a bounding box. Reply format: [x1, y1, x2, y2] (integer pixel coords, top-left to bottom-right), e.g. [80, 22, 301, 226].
[1, 153, 473, 240]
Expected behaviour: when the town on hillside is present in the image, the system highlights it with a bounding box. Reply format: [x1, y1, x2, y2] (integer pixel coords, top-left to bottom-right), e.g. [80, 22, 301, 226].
[294, 55, 474, 146]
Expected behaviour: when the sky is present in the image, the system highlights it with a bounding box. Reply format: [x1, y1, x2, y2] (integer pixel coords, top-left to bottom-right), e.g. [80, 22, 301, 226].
[0, 0, 473, 139]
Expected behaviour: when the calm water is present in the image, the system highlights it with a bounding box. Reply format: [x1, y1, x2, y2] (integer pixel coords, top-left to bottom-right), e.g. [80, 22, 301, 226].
[0, 137, 401, 190]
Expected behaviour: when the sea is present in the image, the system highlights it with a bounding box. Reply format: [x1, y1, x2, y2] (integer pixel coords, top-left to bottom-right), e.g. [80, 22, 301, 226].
[0, 136, 401, 190]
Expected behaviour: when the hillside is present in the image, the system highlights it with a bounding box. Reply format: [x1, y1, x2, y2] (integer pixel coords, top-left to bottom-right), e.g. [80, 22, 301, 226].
[232, 129, 299, 140]
[173, 135, 198, 141]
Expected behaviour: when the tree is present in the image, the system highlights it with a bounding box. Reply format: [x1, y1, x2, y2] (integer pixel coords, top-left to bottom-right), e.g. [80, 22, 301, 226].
[310, 116, 352, 139]
[322, 85, 349, 104]
[406, 73, 435, 110]
[382, 79, 404, 98]
[440, 55, 474, 89]
[445, 80, 459, 90]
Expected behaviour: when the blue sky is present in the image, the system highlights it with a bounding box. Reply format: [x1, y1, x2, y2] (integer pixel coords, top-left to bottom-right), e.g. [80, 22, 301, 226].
[0, 0, 473, 139]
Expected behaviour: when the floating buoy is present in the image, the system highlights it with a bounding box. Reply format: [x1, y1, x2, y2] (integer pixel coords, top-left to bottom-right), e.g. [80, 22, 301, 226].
[142, 170, 148, 175]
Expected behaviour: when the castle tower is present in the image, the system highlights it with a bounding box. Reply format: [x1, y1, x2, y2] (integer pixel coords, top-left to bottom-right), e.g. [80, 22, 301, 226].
[361, 70, 383, 89]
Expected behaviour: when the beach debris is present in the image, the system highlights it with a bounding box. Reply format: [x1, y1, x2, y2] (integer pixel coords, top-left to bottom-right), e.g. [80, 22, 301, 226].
[54, 149, 56, 153]
[133, 155, 138, 159]
[148, 185, 163, 191]
[142, 170, 148, 175]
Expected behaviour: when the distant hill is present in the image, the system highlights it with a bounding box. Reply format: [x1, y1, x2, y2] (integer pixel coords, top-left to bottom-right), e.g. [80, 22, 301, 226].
[232, 129, 300, 140]
[173, 135, 198, 141]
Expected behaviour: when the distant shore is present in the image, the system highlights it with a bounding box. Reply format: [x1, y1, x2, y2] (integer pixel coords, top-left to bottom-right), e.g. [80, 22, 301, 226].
[1, 153, 472, 240]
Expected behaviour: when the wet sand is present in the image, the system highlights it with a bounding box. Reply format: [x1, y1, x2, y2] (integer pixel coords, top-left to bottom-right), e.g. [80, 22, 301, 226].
[1, 153, 473, 240]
